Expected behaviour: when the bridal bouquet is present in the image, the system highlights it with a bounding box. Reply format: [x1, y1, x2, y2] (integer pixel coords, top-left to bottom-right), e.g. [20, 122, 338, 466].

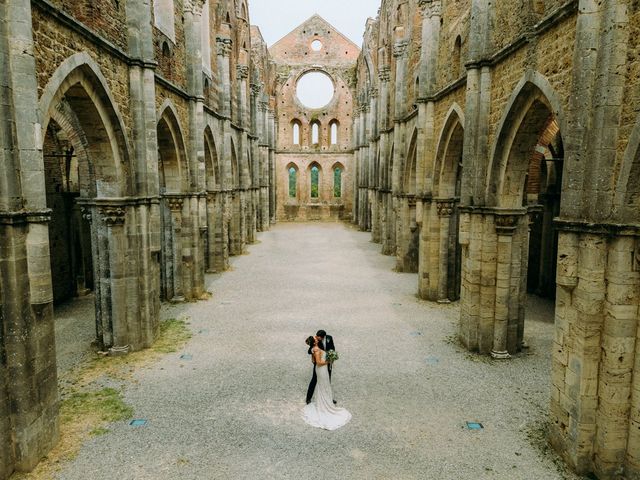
[326, 350, 339, 363]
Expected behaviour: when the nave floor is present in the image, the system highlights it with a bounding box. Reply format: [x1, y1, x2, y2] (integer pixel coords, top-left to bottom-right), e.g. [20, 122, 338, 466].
[54, 222, 581, 480]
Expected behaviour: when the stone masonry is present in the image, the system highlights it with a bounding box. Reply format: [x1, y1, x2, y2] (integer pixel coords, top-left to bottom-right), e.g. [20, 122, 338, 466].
[0, 0, 274, 478]
[271, 15, 358, 222]
[3, 0, 640, 479]
[353, 0, 640, 478]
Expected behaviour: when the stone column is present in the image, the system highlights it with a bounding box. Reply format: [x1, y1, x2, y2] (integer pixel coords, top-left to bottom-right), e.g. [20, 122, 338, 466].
[216, 37, 233, 118]
[167, 197, 185, 302]
[491, 214, 518, 359]
[97, 206, 130, 354]
[436, 200, 455, 302]
[237, 64, 249, 129]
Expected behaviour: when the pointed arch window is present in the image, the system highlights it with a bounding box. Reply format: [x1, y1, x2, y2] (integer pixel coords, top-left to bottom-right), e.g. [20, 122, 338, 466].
[311, 121, 320, 145]
[330, 120, 339, 145]
[310, 165, 320, 198]
[292, 120, 301, 145]
[333, 166, 342, 198]
[288, 167, 297, 197]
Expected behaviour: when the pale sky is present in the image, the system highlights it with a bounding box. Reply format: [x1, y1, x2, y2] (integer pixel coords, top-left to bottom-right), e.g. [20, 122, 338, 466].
[249, 0, 380, 47]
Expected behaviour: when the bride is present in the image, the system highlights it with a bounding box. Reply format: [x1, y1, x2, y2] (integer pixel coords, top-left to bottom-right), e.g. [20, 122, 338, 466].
[302, 335, 351, 430]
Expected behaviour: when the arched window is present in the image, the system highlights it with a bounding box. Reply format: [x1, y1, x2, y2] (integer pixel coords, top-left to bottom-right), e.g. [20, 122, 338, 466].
[310, 165, 320, 198]
[154, 0, 175, 41]
[241, 2, 247, 19]
[288, 167, 297, 197]
[292, 120, 301, 145]
[201, 0, 211, 73]
[330, 121, 338, 145]
[333, 166, 342, 198]
[311, 122, 320, 145]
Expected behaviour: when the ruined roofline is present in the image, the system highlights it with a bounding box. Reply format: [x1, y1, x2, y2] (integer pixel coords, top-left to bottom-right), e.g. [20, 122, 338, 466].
[268, 13, 362, 52]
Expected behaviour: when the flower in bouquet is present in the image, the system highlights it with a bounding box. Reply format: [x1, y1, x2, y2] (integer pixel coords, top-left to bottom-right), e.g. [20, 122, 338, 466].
[326, 350, 339, 363]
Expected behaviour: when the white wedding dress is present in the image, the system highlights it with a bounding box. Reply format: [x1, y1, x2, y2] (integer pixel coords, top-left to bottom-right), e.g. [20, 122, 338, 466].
[302, 351, 351, 430]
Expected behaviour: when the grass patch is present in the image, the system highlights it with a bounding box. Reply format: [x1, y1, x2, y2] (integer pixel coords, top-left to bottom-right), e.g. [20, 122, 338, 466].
[10, 317, 192, 480]
[152, 318, 192, 353]
[61, 388, 133, 423]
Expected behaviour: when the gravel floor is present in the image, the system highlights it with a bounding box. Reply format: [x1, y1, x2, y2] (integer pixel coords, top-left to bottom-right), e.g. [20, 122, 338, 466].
[54, 293, 96, 377]
[56, 222, 583, 480]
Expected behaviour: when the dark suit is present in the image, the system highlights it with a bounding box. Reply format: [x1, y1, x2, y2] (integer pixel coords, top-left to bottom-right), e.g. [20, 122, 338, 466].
[305, 335, 335, 404]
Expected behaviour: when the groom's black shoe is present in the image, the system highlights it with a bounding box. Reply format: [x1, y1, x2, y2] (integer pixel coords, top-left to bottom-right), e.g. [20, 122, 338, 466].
[333, 400, 337, 405]
[306, 400, 311, 405]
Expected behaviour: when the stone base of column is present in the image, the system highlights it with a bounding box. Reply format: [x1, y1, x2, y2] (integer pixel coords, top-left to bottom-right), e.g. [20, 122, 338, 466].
[108, 345, 131, 356]
[490, 350, 511, 359]
[170, 295, 186, 303]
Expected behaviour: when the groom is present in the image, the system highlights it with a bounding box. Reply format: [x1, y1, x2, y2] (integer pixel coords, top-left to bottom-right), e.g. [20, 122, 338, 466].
[306, 329, 336, 405]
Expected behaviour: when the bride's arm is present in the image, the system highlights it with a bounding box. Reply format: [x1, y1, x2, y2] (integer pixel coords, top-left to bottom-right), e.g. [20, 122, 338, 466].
[313, 348, 327, 366]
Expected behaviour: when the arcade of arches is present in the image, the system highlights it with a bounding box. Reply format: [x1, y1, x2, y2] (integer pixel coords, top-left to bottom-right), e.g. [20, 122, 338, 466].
[1, 0, 640, 479]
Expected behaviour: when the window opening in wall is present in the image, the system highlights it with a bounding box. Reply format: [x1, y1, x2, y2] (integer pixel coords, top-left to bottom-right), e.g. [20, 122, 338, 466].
[311, 166, 319, 198]
[162, 41, 171, 57]
[311, 40, 323, 51]
[289, 167, 297, 197]
[334, 167, 342, 198]
[296, 71, 334, 109]
[311, 122, 319, 145]
[330, 121, 338, 144]
[292, 122, 300, 145]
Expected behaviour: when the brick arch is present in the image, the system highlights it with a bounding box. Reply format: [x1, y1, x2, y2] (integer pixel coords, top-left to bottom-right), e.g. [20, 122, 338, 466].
[157, 100, 189, 193]
[614, 112, 640, 222]
[403, 128, 418, 194]
[486, 73, 565, 208]
[39, 52, 131, 198]
[434, 103, 465, 198]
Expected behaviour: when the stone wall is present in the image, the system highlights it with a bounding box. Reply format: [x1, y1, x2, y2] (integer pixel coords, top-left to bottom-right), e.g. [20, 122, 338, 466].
[353, 0, 640, 478]
[0, 0, 275, 477]
[271, 15, 357, 222]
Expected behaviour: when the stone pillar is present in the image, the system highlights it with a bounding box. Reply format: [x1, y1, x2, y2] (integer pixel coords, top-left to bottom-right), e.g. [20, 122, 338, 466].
[436, 200, 455, 302]
[1, 1, 59, 473]
[491, 214, 518, 359]
[237, 64, 249, 129]
[97, 206, 130, 354]
[167, 197, 185, 302]
[216, 37, 233, 118]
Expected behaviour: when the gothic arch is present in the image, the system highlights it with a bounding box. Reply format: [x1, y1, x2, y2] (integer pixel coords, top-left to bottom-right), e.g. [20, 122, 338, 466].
[403, 128, 418, 194]
[157, 100, 189, 193]
[39, 52, 131, 197]
[434, 103, 465, 197]
[614, 111, 640, 222]
[230, 137, 240, 188]
[486, 72, 565, 207]
[204, 126, 220, 191]
[286, 162, 299, 200]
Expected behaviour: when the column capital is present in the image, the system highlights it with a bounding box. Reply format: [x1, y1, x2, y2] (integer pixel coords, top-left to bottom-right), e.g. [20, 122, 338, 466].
[393, 41, 409, 58]
[494, 214, 519, 235]
[99, 206, 126, 226]
[166, 197, 184, 212]
[436, 199, 456, 217]
[378, 67, 391, 82]
[216, 37, 233, 57]
[250, 83, 262, 95]
[418, 0, 442, 18]
[236, 64, 249, 79]
[184, 0, 206, 15]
